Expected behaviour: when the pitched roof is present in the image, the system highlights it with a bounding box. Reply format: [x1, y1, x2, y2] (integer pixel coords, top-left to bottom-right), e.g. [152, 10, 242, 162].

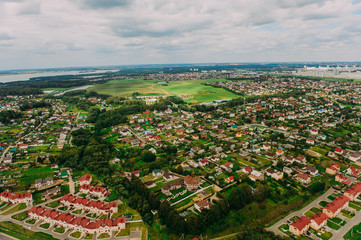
[310, 212, 328, 225]
[324, 195, 350, 214]
[291, 216, 311, 231]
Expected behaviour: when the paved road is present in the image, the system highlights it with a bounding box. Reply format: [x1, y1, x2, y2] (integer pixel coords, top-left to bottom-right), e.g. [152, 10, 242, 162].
[267, 187, 335, 236]
[67, 170, 75, 194]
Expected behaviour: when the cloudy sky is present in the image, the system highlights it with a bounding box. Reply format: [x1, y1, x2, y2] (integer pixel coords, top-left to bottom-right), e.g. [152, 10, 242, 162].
[0, 0, 361, 70]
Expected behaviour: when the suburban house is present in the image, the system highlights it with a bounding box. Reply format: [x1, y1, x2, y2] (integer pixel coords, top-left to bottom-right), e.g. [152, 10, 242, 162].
[28, 206, 125, 234]
[161, 180, 184, 196]
[323, 195, 350, 218]
[326, 164, 340, 175]
[289, 216, 311, 236]
[79, 174, 92, 186]
[344, 182, 361, 201]
[184, 175, 201, 191]
[249, 170, 264, 181]
[310, 212, 328, 230]
[0, 191, 32, 204]
[194, 199, 212, 212]
[295, 173, 311, 184]
[221, 162, 233, 172]
[152, 169, 162, 177]
[35, 177, 54, 189]
[303, 165, 318, 176]
[265, 169, 283, 180]
[41, 186, 61, 200]
[242, 166, 252, 175]
[335, 174, 352, 185]
[349, 152, 361, 162]
[225, 176, 234, 183]
[346, 166, 361, 177]
[79, 184, 110, 198]
[335, 148, 344, 155]
[145, 181, 156, 188]
[163, 172, 177, 182]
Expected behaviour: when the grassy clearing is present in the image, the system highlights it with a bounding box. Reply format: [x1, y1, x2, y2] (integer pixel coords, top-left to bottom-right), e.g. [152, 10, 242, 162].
[88, 78, 239, 103]
[0, 221, 58, 240]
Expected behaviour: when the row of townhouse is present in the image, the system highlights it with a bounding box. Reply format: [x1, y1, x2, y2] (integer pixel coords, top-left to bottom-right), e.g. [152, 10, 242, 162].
[0, 191, 32, 204]
[290, 182, 361, 236]
[60, 195, 117, 215]
[28, 206, 125, 235]
[79, 184, 110, 198]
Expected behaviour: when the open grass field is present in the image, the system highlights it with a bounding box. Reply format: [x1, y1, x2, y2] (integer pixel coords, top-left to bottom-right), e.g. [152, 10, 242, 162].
[0, 221, 58, 240]
[87, 78, 239, 103]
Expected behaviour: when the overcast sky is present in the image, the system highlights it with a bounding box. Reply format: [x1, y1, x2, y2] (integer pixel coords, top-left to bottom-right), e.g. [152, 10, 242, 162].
[0, 0, 361, 70]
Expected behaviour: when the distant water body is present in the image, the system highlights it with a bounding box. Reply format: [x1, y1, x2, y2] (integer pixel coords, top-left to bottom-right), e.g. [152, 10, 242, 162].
[0, 70, 117, 83]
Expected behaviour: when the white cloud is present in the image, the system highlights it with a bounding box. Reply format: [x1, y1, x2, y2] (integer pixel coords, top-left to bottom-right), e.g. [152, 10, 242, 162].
[0, 0, 360, 69]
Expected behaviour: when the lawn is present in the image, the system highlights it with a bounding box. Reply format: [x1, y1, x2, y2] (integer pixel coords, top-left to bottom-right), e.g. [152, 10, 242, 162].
[319, 201, 329, 207]
[310, 207, 322, 213]
[349, 201, 361, 211]
[344, 222, 361, 240]
[342, 209, 355, 219]
[53, 227, 65, 234]
[11, 212, 28, 221]
[84, 234, 94, 239]
[58, 206, 68, 211]
[327, 220, 341, 230]
[304, 211, 315, 218]
[0, 221, 58, 240]
[46, 201, 60, 208]
[2, 203, 27, 215]
[25, 219, 36, 224]
[88, 78, 239, 103]
[72, 209, 82, 214]
[98, 233, 110, 239]
[70, 231, 81, 238]
[39, 223, 50, 229]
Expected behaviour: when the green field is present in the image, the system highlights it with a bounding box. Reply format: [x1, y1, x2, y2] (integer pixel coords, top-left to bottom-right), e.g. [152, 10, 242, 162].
[87, 78, 239, 103]
[0, 221, 58, 240]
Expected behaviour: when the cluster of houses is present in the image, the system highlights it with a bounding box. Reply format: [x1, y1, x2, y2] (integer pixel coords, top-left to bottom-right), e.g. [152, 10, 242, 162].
[161, 175, 201, 196]
[28, 206, 125, 235]
[60, 194, 117, 215]
[289, 182, 361, 236]
[0, 191, 32, 205]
